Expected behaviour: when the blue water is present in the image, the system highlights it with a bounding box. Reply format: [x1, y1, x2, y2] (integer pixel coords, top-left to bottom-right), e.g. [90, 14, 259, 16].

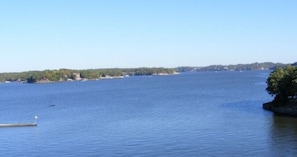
[1, 71, 297, 156]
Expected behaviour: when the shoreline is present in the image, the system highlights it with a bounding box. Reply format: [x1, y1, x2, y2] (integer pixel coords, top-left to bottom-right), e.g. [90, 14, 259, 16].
[2, 72, 180, 84]
[263, 100, 297, 117]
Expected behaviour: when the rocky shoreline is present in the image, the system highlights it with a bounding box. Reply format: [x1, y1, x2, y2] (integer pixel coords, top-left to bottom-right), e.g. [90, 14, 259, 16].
[263, 100, 297, 117]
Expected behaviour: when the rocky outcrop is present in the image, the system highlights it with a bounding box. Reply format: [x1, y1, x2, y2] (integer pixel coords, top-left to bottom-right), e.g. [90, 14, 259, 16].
[263, 101, 297, 117]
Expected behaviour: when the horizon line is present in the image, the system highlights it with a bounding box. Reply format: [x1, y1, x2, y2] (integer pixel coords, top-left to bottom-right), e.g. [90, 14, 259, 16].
[1, 61, 294, 73]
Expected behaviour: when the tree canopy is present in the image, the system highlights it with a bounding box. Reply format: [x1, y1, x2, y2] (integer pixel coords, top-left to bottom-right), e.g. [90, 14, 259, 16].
[266, 66, 297, 103]
[0, 68, 176, 83]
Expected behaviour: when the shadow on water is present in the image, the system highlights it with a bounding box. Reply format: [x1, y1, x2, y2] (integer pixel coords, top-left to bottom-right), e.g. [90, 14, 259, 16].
[269, 115, 297, 156]
[219, 100, 270, 115]
[220, 100, 297, 156]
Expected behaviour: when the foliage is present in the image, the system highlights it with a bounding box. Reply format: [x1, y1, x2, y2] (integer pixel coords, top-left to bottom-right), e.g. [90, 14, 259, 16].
[266, 66, 297, 103]
[0, 68, 176, 83]
[27, 76, 37, 83]
[178, 62, 287, 72]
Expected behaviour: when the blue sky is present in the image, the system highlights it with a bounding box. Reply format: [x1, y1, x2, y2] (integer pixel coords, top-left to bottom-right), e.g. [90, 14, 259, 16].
[0, 0, 296, 72]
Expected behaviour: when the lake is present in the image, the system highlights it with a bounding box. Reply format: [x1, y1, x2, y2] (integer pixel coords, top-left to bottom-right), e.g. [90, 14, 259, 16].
[1, 71, 297, 156]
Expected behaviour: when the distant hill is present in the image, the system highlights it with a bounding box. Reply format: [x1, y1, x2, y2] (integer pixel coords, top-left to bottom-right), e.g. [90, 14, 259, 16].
[177, 62, 288, 72]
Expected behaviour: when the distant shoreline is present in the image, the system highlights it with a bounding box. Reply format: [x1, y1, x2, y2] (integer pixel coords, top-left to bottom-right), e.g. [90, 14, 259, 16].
[1, 62, 295, 83]
[1, 71, 180, 84]
[0, 67, 178, 83]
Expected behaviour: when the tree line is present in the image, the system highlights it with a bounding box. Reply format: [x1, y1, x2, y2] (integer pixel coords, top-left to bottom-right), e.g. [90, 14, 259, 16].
[0, 68, 176, 83]
[178, 62, 287, 72]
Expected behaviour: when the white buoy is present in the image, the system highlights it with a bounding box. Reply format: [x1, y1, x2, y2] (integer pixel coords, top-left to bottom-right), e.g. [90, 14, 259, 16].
[34, 115, 38, 124]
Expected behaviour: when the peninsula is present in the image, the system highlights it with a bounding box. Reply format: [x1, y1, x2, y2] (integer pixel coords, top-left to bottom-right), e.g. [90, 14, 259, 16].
[263, 65, 297, 116]
[0, 68, 177, 83]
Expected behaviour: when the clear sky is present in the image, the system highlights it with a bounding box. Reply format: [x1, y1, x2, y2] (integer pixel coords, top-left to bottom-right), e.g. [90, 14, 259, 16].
[0, 0, 296, 72]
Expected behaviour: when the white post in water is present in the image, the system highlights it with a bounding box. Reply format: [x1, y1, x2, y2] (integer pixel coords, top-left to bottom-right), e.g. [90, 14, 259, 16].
[34, 115, 38, 124]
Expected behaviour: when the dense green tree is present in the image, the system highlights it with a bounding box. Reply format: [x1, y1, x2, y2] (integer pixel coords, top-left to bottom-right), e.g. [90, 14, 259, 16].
[266, 66, 297, 103]
[27, 76, 37, 83]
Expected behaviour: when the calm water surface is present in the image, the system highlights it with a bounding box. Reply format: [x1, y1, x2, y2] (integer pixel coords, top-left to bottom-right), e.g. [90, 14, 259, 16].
[1, 71, 297, 156]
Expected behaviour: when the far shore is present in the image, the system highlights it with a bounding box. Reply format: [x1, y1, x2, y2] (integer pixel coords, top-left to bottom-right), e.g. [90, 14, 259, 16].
[1, 72, 180, 84]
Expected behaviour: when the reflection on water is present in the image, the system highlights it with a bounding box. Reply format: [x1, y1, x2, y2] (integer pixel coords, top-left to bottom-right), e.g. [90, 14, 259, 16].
[270, 115, 297, 156]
